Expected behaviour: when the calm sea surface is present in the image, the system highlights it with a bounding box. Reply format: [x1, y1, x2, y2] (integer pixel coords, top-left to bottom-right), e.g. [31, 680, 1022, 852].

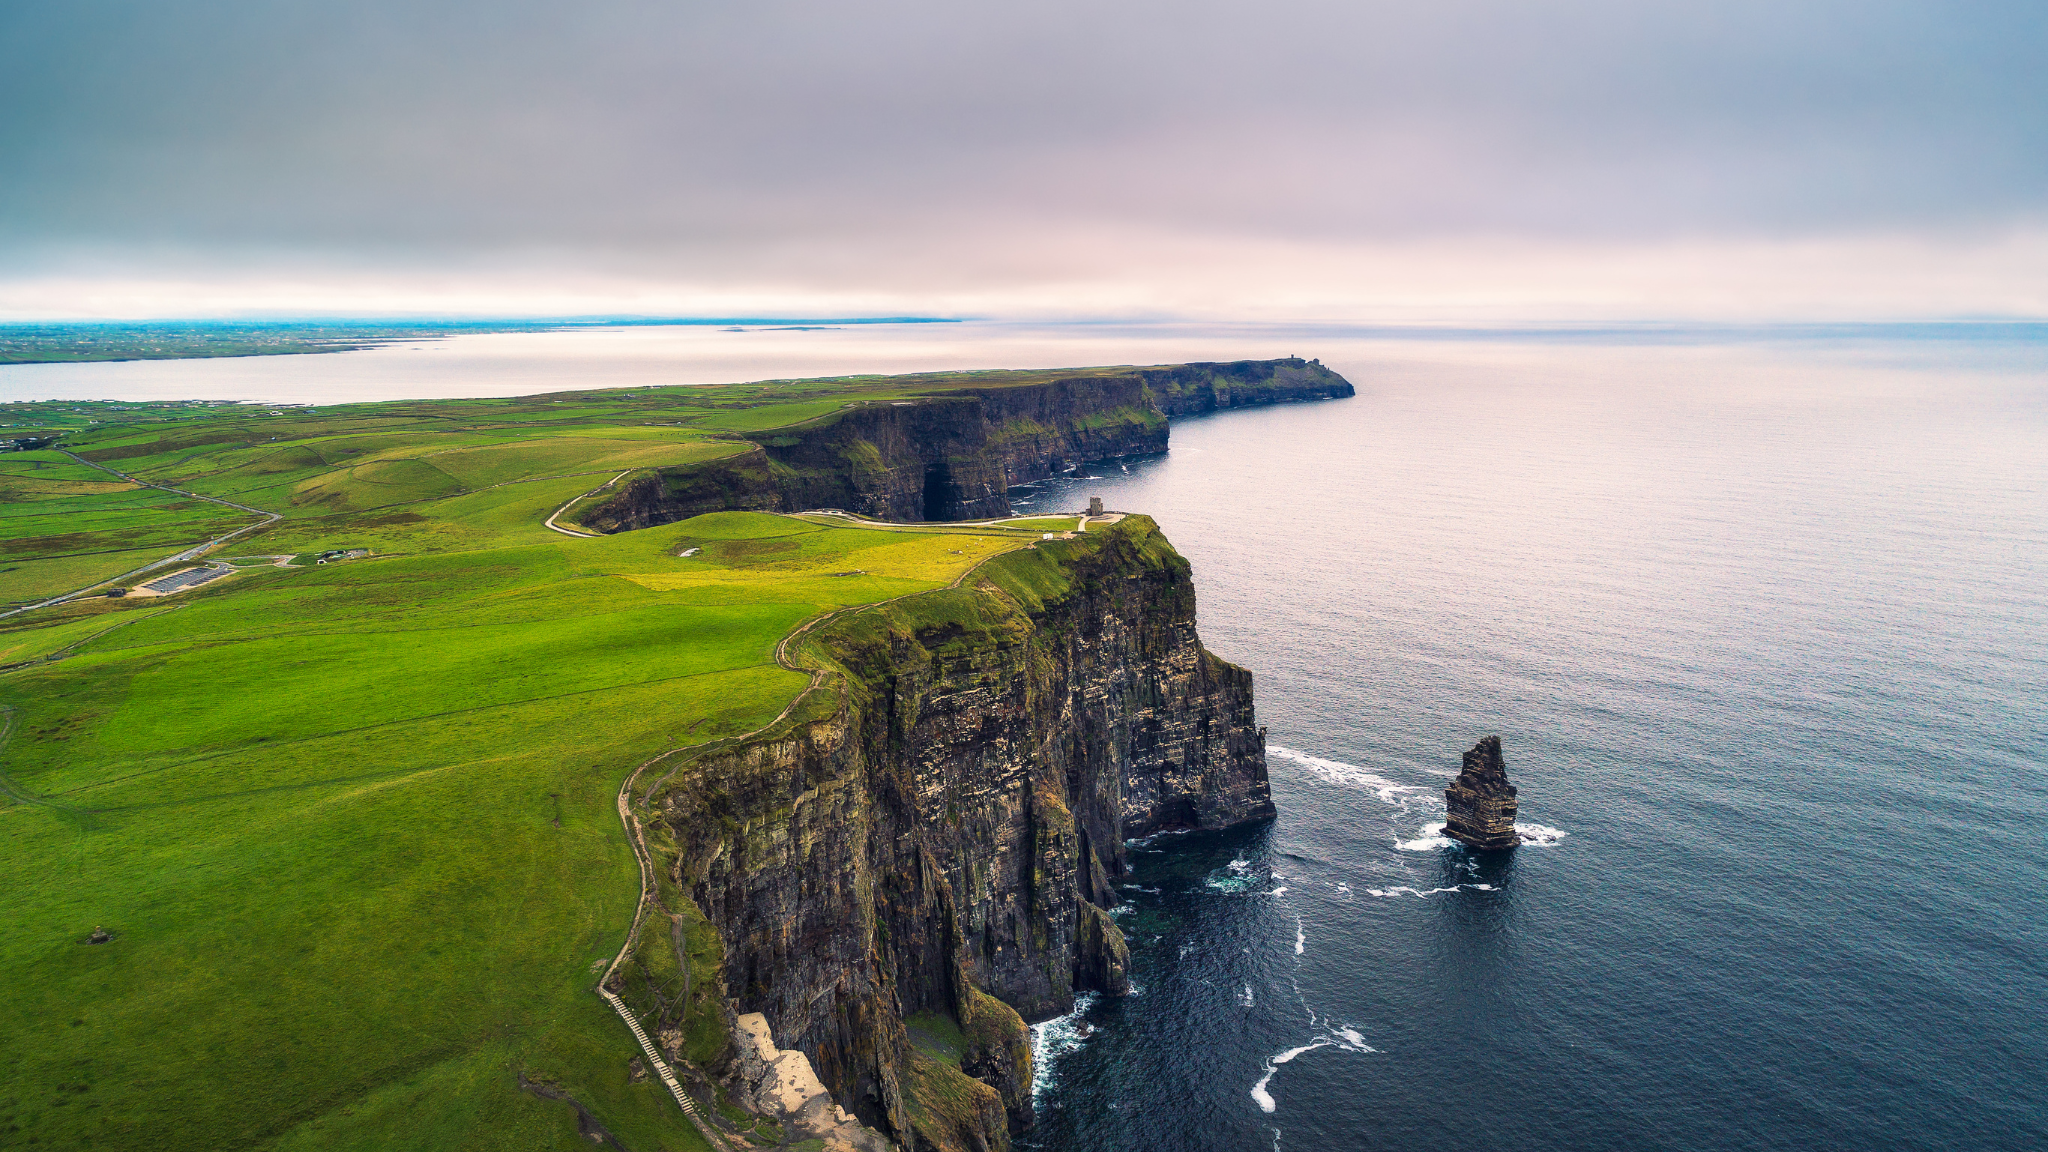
[1016, 336, 2048, 1152]
[7, 325, 2044, 1150]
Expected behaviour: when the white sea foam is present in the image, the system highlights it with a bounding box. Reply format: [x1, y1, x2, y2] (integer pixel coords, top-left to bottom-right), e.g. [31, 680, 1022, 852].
[1251, 1066, 1281, 1112]
[1207, 858, 1259, 892]
[1264, 886, 1289, 896]
[1518, 823, 1570, 846]
[1294, 918, 1305, 955]
[1395, 821, 1455, 851]
[1267, 745, 1418, 805]
[1238, 984, 1256, 1008]
[1366, 883, 1498, 899]
[1028, 991, 1098, 1102]
[1124, 827, 1190, 848]
[1251, 1029, 1377, 1112]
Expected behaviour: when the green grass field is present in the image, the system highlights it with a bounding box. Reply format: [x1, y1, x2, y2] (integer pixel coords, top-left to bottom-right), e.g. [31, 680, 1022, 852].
[0, 450, 266, 608]
[0, 375, 1115, 1151]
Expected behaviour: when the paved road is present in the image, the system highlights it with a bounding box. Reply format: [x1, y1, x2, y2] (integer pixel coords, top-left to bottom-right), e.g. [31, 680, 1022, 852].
[0, 453, 283, 621]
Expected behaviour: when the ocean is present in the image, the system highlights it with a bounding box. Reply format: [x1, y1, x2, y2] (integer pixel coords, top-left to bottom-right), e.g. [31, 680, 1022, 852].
[1013, 334, 2048, 1151]
[7, 323, 2044, 1150]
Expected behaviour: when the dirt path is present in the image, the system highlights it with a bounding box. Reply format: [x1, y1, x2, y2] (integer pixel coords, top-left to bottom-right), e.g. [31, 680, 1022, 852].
[595, 517, 1030, 1148]
[0, 454, 283, 622]
[545, 471, 630, 538]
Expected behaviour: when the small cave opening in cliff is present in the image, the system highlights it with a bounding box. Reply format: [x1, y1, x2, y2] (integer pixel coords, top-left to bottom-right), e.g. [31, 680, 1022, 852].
[1154, 796, 1201, 832]
[921, 459, 954, 522]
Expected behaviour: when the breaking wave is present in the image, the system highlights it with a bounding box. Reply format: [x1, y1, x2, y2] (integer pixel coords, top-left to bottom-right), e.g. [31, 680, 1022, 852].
[1394, 821, 1454, 851]
[1028, 991, 1099, 1102]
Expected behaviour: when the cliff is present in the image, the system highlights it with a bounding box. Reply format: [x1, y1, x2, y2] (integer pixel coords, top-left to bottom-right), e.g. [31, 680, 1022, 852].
[578, 358, 1352, 530]
[1133, 357, 1353, 416]
[608, 517, 1271, 1151]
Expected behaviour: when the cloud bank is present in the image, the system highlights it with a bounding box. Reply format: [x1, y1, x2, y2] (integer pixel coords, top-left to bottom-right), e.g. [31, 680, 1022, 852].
[4, 1, 2044, 318]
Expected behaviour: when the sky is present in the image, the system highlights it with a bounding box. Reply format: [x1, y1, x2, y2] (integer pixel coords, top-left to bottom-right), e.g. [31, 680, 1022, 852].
[3, 0, 2045, 321]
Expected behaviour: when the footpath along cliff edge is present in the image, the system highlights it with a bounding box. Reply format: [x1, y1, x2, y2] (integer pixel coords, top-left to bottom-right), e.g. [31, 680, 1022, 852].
[605, 516, 1273, 1152]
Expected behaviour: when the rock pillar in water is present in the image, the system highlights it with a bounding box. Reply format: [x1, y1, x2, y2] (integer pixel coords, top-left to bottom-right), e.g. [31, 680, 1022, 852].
[1443, 735, 1519, 849]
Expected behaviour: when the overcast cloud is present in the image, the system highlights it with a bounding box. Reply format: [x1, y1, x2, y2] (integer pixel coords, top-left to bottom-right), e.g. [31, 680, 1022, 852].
[3, 0, 2044, 318]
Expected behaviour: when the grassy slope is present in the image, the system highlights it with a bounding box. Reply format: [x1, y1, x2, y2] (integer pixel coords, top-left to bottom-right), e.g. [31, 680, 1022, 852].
[1, 368, 1161, 609]
[0, 511, 1043, 1151]
[0, 367, 1150, 1151]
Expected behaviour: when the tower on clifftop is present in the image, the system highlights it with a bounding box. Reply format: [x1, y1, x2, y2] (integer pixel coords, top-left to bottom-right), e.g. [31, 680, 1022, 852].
[1088, 496, 1104, 515]
[1443, 736, 1519, 849]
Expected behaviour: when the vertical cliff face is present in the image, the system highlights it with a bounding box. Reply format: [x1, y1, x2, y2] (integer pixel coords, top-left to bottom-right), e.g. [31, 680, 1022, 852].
[578, 358, 1353, 531]
[633, 518, 1269, 1151]
[1135, 358, 1354, 416]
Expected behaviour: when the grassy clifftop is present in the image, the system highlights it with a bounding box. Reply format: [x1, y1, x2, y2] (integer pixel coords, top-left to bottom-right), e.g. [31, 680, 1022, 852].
[0, 363, 1297, 1151]
[0, 366, 1111, 1152]
[1, 357, 1346, 609]
[0, 500, 1059, 1150]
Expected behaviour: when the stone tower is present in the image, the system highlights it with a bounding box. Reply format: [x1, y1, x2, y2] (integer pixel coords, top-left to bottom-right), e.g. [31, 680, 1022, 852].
[1088, 496, 1105, 516]
[1443, 735, 1519, 849]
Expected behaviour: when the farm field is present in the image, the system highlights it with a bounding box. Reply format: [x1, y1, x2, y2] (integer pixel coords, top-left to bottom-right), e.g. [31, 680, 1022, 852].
[0, 450, 266, 609]
[0, 375, 1093, 1151]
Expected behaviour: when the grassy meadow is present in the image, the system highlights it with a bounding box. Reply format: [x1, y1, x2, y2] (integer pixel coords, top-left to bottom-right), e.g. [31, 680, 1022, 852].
[0, 378, 1099, 1151]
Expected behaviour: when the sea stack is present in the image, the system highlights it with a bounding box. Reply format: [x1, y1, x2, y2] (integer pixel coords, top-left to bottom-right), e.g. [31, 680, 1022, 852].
[1443, 735, 1520, 849]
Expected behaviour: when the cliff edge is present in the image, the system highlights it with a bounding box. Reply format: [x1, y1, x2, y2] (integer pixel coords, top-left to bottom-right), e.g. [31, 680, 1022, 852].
[607, 516, 1270, 1151]
[580, 358, 1353, 530]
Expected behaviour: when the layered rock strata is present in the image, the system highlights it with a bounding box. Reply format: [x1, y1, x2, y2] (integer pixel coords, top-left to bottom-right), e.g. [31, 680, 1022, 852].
[579, 358, 1353, 530]
[1443, 735, 1520, 849]
[626, 517, 1271, 1152]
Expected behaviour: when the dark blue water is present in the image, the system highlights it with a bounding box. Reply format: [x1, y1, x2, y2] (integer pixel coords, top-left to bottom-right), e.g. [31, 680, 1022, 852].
[1013, 338, 2048, 1151]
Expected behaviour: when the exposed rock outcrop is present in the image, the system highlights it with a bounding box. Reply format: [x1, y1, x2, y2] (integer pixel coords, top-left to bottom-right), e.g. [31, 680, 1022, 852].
[1443, 735, 1520, 849]
[578, 358, 1353, 530]
[732, 1013, 896, 1152]
[624, 517, 1270, 1152]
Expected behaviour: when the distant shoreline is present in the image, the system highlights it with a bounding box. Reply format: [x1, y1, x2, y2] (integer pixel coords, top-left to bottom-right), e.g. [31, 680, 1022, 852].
[0, 316, 960, 367]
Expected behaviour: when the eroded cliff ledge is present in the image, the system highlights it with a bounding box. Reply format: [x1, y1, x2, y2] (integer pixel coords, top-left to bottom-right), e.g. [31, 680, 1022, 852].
[610, 517, 1271, 1152]
[581, 358, 1353, 530]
